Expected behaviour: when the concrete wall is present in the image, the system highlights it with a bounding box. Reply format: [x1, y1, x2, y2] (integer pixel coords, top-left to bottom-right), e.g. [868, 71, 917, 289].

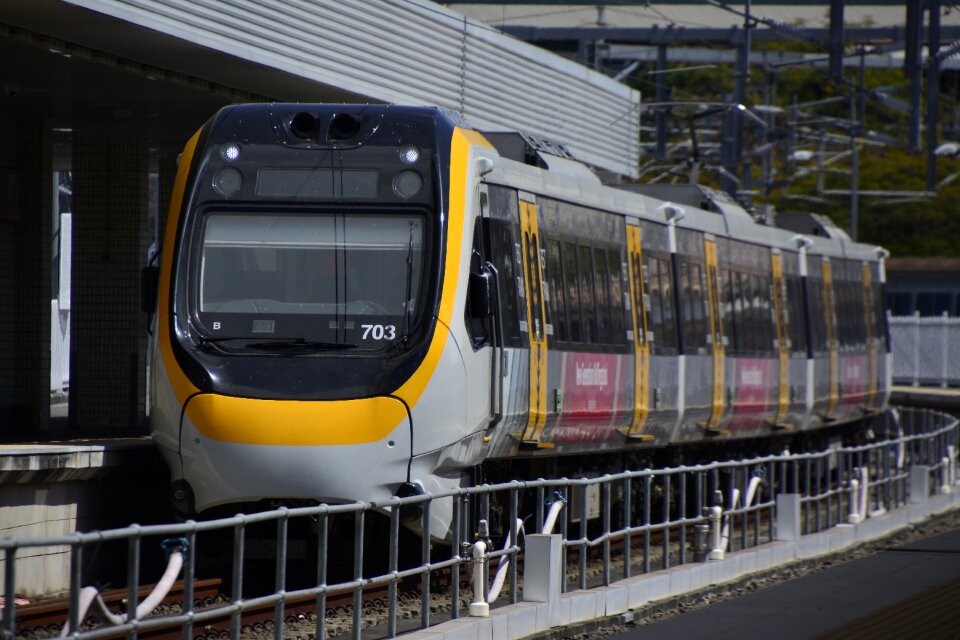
[0, 442, 167, 597]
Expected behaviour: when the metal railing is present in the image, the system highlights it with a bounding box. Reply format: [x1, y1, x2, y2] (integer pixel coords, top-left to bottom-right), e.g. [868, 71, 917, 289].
[3, 408, 957, 640]
[890, 312, 960, 387]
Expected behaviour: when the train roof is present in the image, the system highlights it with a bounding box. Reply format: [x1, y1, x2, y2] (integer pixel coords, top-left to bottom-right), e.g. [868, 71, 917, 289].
[473, 128, 885, 263]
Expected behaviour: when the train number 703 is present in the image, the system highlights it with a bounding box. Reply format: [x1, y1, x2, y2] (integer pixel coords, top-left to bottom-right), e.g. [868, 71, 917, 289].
[361, 324, 397, 340]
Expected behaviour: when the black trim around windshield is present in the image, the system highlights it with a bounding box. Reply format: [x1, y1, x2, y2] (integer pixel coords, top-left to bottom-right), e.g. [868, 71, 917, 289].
[185, 204, 437, 357]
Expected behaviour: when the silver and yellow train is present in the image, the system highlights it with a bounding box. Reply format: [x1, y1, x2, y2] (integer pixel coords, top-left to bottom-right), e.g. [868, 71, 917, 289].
[148, 104, 890, 526]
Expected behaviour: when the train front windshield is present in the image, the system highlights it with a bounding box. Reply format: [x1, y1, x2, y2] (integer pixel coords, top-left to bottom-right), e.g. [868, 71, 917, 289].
[197, 212, 424, 350]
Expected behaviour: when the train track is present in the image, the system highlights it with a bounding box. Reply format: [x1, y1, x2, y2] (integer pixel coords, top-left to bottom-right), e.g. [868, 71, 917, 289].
[14, 572, 442, 640]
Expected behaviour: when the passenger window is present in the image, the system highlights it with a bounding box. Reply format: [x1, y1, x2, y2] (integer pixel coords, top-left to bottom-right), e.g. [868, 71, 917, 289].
[690, 262, 706, 352]
[608, 249, 626, 345]
[546, 238, 567, 342]
[564, 241, 582, 342]
[594, 247, 611, 345]
[464, 219, 490, 349]
[578, 244, 597, 343]
[722, 270, 736, 353]
[489, 220, 522, 347]
[646, 257, 662, 349]
[659, 258, 678, 352]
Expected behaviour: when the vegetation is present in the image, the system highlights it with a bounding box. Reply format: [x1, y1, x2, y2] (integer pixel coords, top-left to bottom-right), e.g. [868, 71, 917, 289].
[627, 37, 960, 256]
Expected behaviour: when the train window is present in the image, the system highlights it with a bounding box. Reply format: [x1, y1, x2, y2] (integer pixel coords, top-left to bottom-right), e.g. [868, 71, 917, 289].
[658, 257, 678, 352]
[594, 246, 612, 345]
[786, 275, 807, 354]
[839, 280, 853, 350]
[564, 241, 582, 342]
[756, 276, 776, 353]
[546, 238, 568, 342]
[735, 272, 752, 353]
[578, 244, 598, 343]
[680, 261, 707, 354]
[607, 249, 626, 345]
[873, 281, 889, 350]
[692, 262, 708, 352]
[735, 271, 750, 353]
[646, 256, 663, 349]
[721, 270, 737, 353]
[488, 219, 522, 347]
[464, 219, 490, 349]
[679, 262, 692, 352]
[810, 278, 828, 353]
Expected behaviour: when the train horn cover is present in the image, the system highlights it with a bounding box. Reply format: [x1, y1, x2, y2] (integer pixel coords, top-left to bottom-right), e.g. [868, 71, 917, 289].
[290, 112, 319, 139]
[328, 113, 362, 141]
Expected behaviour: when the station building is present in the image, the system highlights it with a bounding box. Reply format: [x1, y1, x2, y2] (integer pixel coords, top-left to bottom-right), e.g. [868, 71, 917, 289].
[0, 0, 638, 441]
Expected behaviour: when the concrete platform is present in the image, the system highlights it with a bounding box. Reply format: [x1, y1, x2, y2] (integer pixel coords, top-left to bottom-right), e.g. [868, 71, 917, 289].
[607, 523, 960, 639]
[891, 385, 960, 411]
[400, 491, 960, 640]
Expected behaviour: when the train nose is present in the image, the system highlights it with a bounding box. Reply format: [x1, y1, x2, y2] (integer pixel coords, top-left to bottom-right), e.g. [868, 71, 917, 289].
[177, 393, 413, 513]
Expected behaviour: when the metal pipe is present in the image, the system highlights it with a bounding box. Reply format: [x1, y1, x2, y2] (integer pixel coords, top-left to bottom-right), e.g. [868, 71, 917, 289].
[353, 510, 364, 640]
[603, 481, 611, 585]
[420, 501, 431, 629]
[231, 521, 245, 640]
[468, 532, 489, 617]
[388, 504, 399, 638]
[275, 512, 288, 640]
[450, 494, 461, 622]
[315, 509, 328, 640]
[662, 475, 670, 570]
[708, 504, 725, 561]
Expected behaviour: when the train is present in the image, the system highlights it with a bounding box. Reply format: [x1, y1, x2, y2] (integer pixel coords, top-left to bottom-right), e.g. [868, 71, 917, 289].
[146, 103, 890, 532]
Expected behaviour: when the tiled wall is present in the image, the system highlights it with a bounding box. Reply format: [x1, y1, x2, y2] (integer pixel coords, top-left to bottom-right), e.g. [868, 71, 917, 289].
[69, 137, 149, 432]
[0, 113, 52, 436]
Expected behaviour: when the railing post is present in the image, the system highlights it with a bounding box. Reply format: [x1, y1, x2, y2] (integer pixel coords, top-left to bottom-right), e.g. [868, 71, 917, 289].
[942, 311, 949, 387]
[776, 494, 802, 541]
[523, 533, 562, 627]
[910, 465, 931, 503]
[911, 311, 920, 386]
[3, 548, 16, 639]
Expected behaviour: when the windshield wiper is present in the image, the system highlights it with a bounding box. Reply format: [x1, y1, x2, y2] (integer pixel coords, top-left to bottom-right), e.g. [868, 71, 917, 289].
[246, 339, 357, 351]
[197, 336, 356, 351]
[399, 220, 415, 348]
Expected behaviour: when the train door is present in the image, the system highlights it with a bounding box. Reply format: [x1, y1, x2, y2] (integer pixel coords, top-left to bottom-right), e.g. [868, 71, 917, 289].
[625, 221, 653, 440]
[703, 235, 726, 432]
[518, 192, 550, 447]
[822, 257, 840, 419]
[769, 250, 791, 428]
[464, 184, 501, 434]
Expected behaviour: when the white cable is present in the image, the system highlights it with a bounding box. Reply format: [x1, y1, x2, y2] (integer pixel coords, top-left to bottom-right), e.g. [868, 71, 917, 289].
[541, 499, 565, 535]
[59, 587, 100, 637]
[486, 518, 524, 603]
[60, 550, 184, 636]
[720, 488, 740, 550]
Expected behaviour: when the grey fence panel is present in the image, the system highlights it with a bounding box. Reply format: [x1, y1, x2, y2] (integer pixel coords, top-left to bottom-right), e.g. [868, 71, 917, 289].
[890, 313, 960, 386]
[4, 408, 957, 640]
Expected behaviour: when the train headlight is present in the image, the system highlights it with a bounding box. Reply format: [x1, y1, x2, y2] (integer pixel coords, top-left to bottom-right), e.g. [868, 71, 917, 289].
[399, 145, 420, 165]
[220, 143, 241, 162]
[393, 170, 422, 198]
[213, 167, 242, 197]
